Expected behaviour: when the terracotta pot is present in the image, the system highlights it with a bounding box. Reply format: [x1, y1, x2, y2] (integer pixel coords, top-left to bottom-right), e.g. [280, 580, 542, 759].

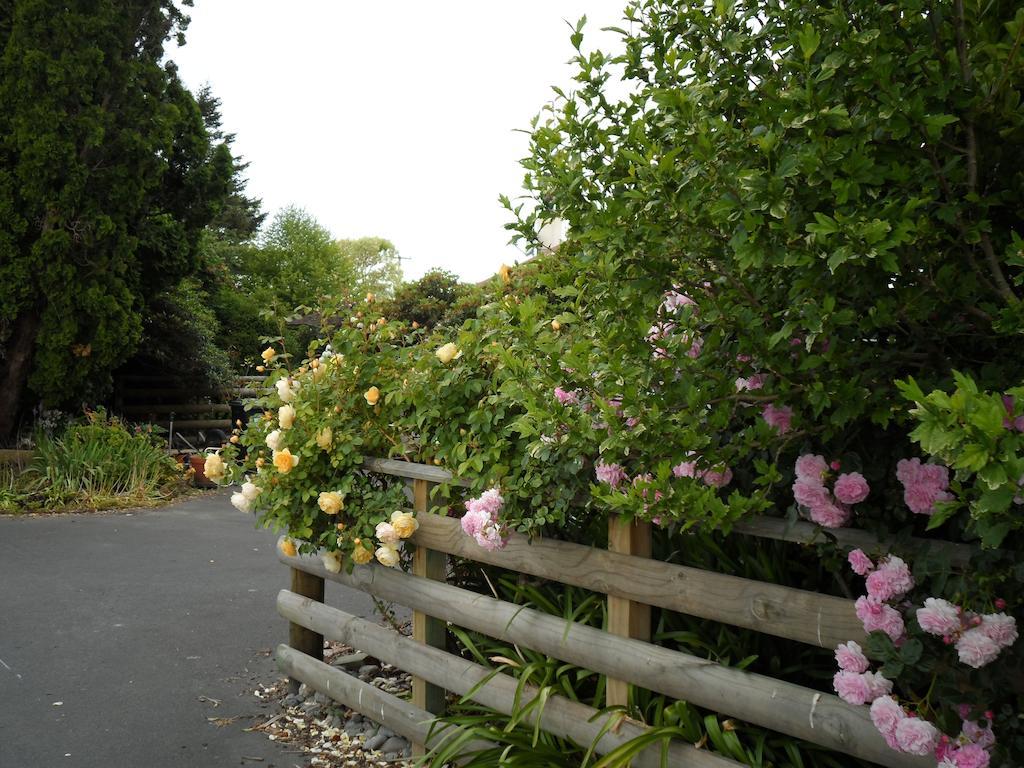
[189, 455, 217, 488]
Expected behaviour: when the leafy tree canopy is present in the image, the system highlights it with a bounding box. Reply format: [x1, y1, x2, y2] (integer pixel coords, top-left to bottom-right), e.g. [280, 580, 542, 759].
[0, 0, 231, 437]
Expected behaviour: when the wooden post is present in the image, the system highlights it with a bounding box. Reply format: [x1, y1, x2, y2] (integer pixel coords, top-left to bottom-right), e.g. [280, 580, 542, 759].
[606, 515, 652, 709]
[411, 478, 447, 756]
[287, 566, 325, 694]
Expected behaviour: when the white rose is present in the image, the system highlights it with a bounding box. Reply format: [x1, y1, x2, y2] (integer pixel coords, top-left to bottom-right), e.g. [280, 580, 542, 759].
[265, 429, 283, 451]
[321, 550, 342, 574]
[375, 521, 400, 545]
[279, 404, 296, 429]
[375, 545, 400, 568]
[241, 480, 261, 501]
[276, 378, 300, 403]
[230, 492, 251, 513]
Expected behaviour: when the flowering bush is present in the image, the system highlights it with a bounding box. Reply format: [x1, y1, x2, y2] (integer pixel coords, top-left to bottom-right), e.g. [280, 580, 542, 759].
[832, 547, 1018, 767]
[209, 0, 1024, 763]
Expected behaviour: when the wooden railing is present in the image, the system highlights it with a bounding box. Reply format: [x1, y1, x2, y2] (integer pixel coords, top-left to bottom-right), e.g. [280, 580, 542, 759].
[274, 458, 935, 768]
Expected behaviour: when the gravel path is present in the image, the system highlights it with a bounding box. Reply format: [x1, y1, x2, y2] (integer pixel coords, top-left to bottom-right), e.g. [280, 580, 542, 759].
[0, 492, 379, 768]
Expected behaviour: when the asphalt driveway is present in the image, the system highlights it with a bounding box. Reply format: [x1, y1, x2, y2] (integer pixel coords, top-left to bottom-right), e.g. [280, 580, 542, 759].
[0, 492, 378, 768]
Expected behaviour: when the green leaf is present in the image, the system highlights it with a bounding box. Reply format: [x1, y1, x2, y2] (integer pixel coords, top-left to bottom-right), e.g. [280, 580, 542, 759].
[797, 25, 821, 60]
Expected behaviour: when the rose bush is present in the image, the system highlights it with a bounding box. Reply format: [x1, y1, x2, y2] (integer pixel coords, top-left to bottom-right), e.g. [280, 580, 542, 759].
[208, 0, 1023, 763]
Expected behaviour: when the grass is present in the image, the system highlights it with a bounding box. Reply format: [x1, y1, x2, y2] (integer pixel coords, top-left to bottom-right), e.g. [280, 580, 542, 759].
[1, 411, 189, 514]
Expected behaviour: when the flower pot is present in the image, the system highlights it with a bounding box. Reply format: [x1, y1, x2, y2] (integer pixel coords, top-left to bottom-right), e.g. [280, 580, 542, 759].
[189, 455, 217, 488]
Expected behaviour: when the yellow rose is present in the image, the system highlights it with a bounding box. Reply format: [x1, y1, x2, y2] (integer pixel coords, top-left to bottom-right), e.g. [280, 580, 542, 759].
[551, 319, 561, 331]
[203, 453, 225, 482]
[279, 538, 297, 557]
[316, 426, 333, 450]
[375, 544, 400, 568]
[318, 491, 344, 515]
[351, 541, 373, 565]
[364, 386, 380, 406]
[256, 365, 265, 373]
[390, 511, 419, 539]
[278, 404, 296, 429]
[499, 263, 512, 284]
[435, 342, 461, 364]
[255, 457, 266, 469]
[273, 449, 299, 474]
[261, 347, 277, 363]
[321, 550, 342, 574]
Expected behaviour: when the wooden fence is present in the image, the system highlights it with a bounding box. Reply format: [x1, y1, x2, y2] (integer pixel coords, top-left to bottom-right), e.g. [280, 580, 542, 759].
[274, 458, 935, 768]
[114, 374, 263, 444]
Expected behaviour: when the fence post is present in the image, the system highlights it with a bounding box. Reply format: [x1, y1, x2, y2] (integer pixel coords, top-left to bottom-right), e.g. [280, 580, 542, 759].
[606, 515, 652, 709]
[411, 478, 447, 756]
[288, 566, 325, 694]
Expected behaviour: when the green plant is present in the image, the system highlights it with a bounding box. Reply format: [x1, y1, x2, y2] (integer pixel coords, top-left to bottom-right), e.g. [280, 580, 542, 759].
[24, 410, 182, 510]
[426, 570, 866, 768]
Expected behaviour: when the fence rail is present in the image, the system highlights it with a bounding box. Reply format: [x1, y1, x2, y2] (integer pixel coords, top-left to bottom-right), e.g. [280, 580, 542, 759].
[273, 457, 935, 768]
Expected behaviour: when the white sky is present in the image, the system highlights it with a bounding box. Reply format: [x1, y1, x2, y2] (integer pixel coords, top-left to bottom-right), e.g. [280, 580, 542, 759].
[170, 1, 628, 283]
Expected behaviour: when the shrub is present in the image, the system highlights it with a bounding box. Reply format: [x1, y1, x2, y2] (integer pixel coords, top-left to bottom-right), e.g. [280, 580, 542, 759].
[25, 410, 182, 510]
[215, 0, 1024, 764]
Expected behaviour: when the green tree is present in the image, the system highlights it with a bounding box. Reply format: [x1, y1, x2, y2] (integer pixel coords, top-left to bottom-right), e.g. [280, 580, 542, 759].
[119, 84, 265, 385]
[0, 0, 231, 437]
[382, 268, 482, 329]
[336, 237, 403, 299]
[210, 208, 406, 367]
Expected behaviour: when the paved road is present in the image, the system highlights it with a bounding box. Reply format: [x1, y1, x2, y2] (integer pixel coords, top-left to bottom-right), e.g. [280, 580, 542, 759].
[0, 492, 378, 768]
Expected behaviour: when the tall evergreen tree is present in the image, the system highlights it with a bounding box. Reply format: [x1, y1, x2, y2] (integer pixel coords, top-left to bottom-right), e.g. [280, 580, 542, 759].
[0, 0, 231, 437]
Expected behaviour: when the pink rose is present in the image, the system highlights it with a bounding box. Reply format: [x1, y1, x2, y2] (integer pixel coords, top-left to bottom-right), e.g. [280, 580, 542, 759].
[467, 488, 503, 516]
[865, 556, 914, 602]
[834, 472, 870, 504]
[685, 334, 703, 358]
[808, 497, 851, 528]
[979, 613, 1017, 649]
[916, 598, 962, 636]
[833, 670, 872, 705]
[848, 549, 874, 576]
[897, 458, 952, 515]
[595, 461, 628, 489]
[795, 454, 828, 483]
[553, 387, 579, 406]
[835, 641, 869, 673]
[735, 373, 765, 392]
[864, 671, 893, 701]
[893, 717, 940, 755]
[761, 403, 793, 434]
[856, 596, 905, 642]
[793, 479, 831, 508]
[904, 482, 953, 515]
[701, 467, 733, 488]
[672, 460, 698, 478]
[960, 719, 996, 749]
[870, 695, 905, 748]
[460, 508, 490, 538]
[948, 744, 991, 768]
[956, 628, 1001, 668]
[474, 519, 508, 551]
[661, 289, 696, 314]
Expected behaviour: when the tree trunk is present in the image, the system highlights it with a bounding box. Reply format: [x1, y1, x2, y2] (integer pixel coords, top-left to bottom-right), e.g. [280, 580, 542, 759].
[0, 308, 41, 440]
